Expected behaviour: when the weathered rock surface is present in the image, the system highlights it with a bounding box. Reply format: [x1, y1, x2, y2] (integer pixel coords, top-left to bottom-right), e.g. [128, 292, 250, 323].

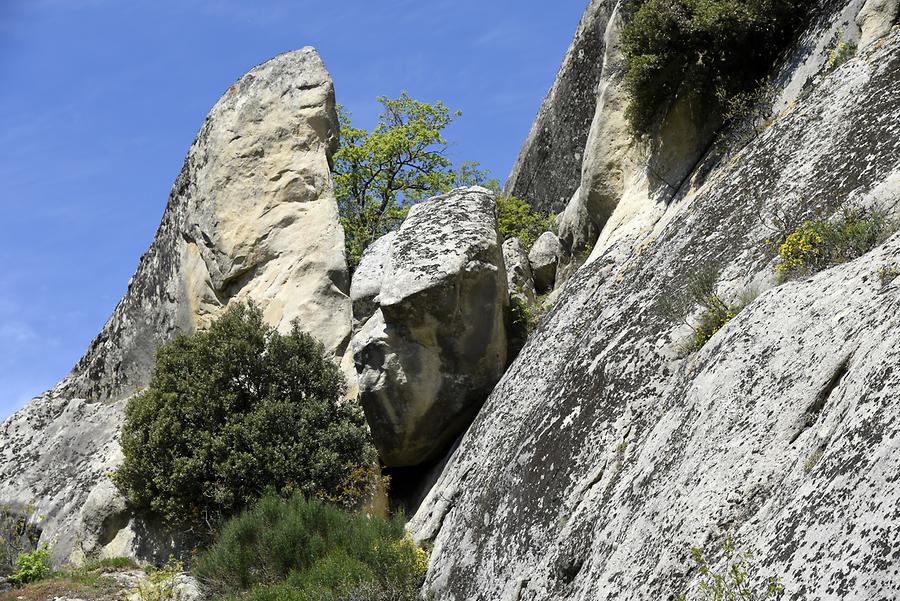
[502, 237, 536, 306]
[528, 231, 562, 293]
[412, 8, 900, 601]
[503, 0, 610, 214]
[350, 231, 396, 329]
[0, 47, 351, 564]
[353, 187, 508, 467]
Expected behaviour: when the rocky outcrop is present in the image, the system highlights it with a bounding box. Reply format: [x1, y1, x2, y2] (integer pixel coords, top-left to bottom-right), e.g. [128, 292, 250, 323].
[352, 187, 508, 468]
[503, 0, 611, 213]
[63, 47, 350, 404]
[502, 237, 536, 305]
[412, 7, 900, 601]
[528, 231, 562, 293]
[0, 47, 351, 564]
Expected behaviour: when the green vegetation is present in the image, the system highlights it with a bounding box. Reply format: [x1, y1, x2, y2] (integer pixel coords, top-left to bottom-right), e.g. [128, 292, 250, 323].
[333, 93, 462, 266]
[826, 36, 857, 70]
[194, 493, 428, 601]
[621, 0, 810, 133]
[496, 194, 555, 250]
[775, 207, 892, 277]
[130, 558, 185, 601]
[332, 93, 554, 266]
[676, 535, 783, 600]
[114, 302, 376, 527]
[657, 265, 756, 352]
[83, 556, 138, 571]
[0, 505, 41, 578]
[7, 546, 51, 585]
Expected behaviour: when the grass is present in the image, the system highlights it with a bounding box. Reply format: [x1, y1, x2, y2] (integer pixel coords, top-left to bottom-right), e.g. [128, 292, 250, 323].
[0, 558, 136, 601]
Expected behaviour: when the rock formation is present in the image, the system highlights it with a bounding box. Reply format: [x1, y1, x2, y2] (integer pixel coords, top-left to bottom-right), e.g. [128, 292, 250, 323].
[0, 47, 352, 564]
[350, 232, 396, 330]
[528, 231, 562, 293]
[352, 187, 508, 468]
[503, 0, 610, 214]
[502, 237, 537, 306]
[411, 3, 900, 600]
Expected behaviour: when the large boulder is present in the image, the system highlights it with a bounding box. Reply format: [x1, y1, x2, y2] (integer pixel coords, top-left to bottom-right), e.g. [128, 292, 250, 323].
[528, 231, 562, 293]
[411, 7, 900, 601]
[0, 47, 352, 564]
[352, 187, 508, 467]
[504, 0, 611, 214]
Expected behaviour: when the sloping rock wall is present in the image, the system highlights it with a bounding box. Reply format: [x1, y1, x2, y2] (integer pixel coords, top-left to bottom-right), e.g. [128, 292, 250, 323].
[503, 0, 610, 214]
[412, 8, 900, 601]
[0, 47, 351, 564]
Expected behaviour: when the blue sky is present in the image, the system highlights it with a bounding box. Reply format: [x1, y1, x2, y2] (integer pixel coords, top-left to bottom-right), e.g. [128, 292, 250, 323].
[0, 0, 587, 419]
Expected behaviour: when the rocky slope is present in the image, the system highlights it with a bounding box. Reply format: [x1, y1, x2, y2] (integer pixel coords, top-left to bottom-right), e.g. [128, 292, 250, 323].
[411, 2, 900, 600]
[0, 47, 351, 564]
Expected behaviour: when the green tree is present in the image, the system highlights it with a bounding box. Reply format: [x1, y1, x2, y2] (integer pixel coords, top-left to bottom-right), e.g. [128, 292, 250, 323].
[496, 194, 555, 250]
[114, 302, 376, 527]
[333, 93, 462, 266]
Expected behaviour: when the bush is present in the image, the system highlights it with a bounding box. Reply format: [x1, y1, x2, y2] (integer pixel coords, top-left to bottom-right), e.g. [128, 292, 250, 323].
[657, 264, 756, 352]
[114, 302, 377, 527]
[621, 0, 810, 133]
[496, 195, 555, 250]
[775, 207, 892, 277]
[8, 546, 51, 585]
[676, 535, 783, 600]
[194, 493, 428, 600]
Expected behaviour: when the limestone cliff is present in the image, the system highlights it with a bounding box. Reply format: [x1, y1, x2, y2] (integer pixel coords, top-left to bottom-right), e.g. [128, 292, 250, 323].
[0, 47, 351, 563]
[503, 0, 610, 214]
[411, 2, 900, 600]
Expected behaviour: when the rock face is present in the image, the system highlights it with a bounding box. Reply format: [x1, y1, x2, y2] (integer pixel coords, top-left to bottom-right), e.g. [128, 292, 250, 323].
[412, 6, 900, 601]
[503, 0, 610, 214]
[528, 231, 562, 293]
[0, 47, 352, 564]
[352, 187, 508, 468]
[350, 231, 396, 330]
[502, 237, 536, 306]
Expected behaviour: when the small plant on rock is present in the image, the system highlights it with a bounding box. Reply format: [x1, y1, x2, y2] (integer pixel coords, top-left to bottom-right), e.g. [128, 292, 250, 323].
[676, 535, 784, 601]
[826, 35, 857, 70]
[775, 207, 892, 278]
[657, 265, 756, 352]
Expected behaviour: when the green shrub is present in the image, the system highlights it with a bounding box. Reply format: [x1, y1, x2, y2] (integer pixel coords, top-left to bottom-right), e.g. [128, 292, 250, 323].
[194, 493, 428, 600]
[775, 207, 892, 277]
[496, 195, 555, 250]
[676, 535, 783, 600]
[8, 546, 51, 585]
[657, 265, 756, 352]
[621, 0, 811, 133]
[114, 302, 376, 527]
